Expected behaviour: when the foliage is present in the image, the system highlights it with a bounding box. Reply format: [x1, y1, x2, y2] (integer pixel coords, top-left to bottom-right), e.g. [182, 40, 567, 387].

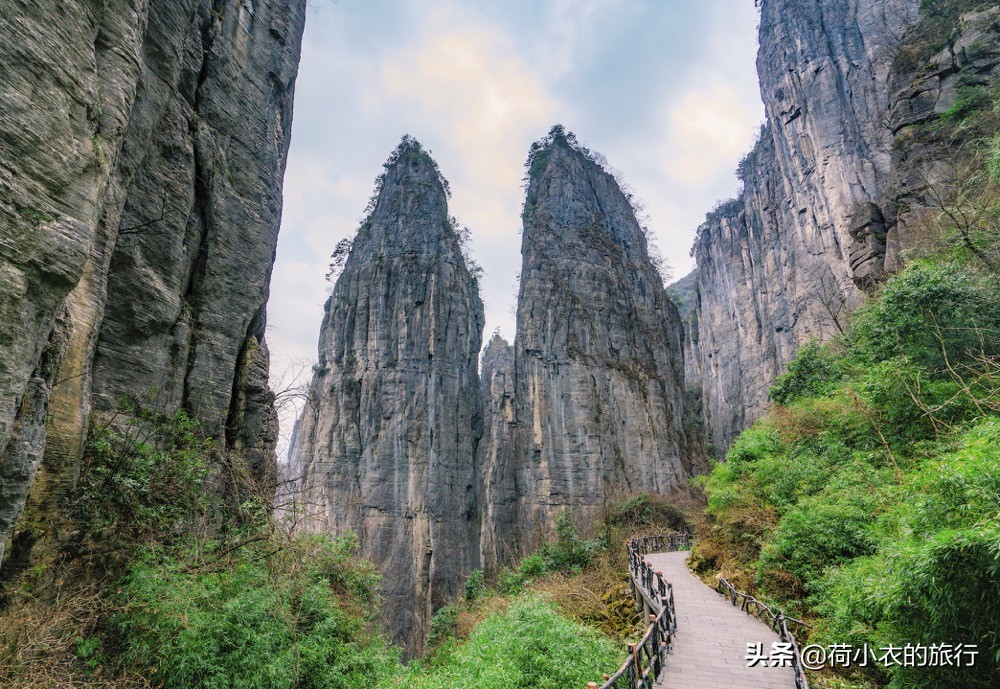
[427, 604, 460, 650]
[366, 135, 450, 217]
[812, 419, 1000, 689]
[325, 237, 353, 283]
[494, 515, 608, 595]
[607, 494, 690, 531]
[392, 597, 622, 689]
[846, 260, 1000, 371]
[941, 86, 991, 125]
[538, 513, 608, 572]
[464, 569, 486, 602]
[74, 408, 212, 550]
[448, 215, 485, 282]
[770, 341, 846, 404]
[114, 534, 397, 689]
[696, 261, 1000, 687]
[0, 403, 396, 689]
[898, 0, 996, 73]
[988, 134, 1000, 185]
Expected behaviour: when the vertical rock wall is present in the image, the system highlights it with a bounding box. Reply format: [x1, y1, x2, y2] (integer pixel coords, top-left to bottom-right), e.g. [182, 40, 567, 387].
[478, 333, 516, 572]
[0, 0, 306, 566]
[508, 131, 688, 545]
[289, 141, 485, 654]
[691, 0, 921, 453]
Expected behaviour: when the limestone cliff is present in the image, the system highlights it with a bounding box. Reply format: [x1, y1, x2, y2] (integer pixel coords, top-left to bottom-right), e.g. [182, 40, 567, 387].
[0, 0, 306, 566]
[289, 139, 485, 654]
[690, 0, 999, 455]
[478, 332, 516, 572]
[505, 129, 688, 547]
[690, 0, 921, 453]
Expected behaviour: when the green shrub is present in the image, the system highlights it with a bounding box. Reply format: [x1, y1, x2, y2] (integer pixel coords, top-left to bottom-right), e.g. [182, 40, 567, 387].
[770, 341, 846, 404]
[538, 514, 607, 572]
[464, 569, 486, 602]
[609, 495, 655, 525]
[397, 597, 622, 689]
[518, 554, 548, 579]
[499, 569, 526, 595]
[114, 534, 398, 689]
[75, 409, 211, 546]
[427, 604, 460, 648]
[757, 488, 879, 594]
[941, 86, 991, 124]
[813, 420, 1000, 689]
[988, 135, 1000, 184]
[848, 261, 1000, 371]
[699, 260, 1000, 688]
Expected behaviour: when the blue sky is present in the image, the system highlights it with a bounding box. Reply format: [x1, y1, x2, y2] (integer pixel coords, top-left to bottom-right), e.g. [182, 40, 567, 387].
[267, 0, 764, 443]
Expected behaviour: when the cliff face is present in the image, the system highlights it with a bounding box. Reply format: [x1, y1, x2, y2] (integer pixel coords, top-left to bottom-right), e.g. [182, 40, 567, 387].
[0, 0, 305, 566]
[478, 333, 516, 571]
[289, 141, 485, 654]
[690, 0, 922, 453]
[505, 131, 688, 545]
[690, 0, 1000, 455]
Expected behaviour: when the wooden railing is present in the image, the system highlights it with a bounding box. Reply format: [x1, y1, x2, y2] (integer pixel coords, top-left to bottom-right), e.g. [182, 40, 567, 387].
[715, 577, 811, 689]
[587, 533, 691, 689]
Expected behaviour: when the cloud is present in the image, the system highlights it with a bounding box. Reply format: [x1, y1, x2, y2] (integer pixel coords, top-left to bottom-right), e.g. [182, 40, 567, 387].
[663, 82, 761, 186]
[267, 0, 765, 449]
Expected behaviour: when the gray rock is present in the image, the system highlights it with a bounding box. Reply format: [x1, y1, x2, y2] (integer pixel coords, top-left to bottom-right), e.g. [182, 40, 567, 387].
[289, 139, 485, 655]
[885, 6, 1000, 271]
[848, 202, 889, 291]
[690, 0, 921, 454]
[510, 129, 688, 543]
[478, 332, 516, 572]
[0, 0, 306, 567]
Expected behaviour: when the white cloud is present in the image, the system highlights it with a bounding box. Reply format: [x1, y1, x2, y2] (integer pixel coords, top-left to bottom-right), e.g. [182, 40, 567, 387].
[267, 0, 764, 449]
[663, 82, 761, 185]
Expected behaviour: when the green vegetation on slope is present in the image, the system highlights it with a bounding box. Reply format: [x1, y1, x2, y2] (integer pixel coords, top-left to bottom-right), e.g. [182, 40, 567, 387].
[0, 408, 398, 689]
[392, 597, 623, 689]
[0, 404, 685, 689]
[692, 261, 1000, 689]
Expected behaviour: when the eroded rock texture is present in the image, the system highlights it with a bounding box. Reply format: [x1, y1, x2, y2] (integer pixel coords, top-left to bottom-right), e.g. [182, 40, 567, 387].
[690, 0, 921, 454]
[290, 141, 485, 654]
[885, 5, 1000, 271]
[690, 0, 1000, 455]
[508, 131, 687, 545]
[478, 332, 516, 572]
[0, 0, 306, 565]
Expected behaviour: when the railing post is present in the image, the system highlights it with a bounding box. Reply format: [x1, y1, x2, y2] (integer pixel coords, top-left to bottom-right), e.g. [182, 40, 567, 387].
[628, 643, 638, 689]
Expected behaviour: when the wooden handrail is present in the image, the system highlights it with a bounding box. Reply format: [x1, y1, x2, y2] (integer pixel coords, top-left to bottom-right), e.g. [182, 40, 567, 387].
[590, 532, 692, 689]
[715, 577, 811, 689]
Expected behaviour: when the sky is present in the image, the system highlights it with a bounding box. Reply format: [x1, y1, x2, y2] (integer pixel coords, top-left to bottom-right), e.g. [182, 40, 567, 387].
[267, 0, 764, 447]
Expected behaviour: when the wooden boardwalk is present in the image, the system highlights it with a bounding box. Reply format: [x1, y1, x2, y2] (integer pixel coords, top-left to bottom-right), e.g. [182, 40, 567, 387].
[646, 551, 796, 689]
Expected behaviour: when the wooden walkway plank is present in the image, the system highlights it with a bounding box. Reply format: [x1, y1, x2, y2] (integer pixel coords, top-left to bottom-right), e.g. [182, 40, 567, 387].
[646, 551, 797, 689]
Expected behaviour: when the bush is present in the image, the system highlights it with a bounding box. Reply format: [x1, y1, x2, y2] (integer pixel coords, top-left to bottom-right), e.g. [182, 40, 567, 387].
[464, 569, 486, 602]
[518, 554, 548, 579]
[813, 420, 1000, 689]
[988, 135, 1000, 184]
[607, 494, 689, 530]
[114, 534, 398, 689]
[770, 341, 845, 404]
[427, 604, 460, 649]
[538, 514, 607, 572]
[397, 597, 622, 689]
[75, 409, 211, 546]
[698, 261, 1000, 688]
[848, 261, 1000, 371]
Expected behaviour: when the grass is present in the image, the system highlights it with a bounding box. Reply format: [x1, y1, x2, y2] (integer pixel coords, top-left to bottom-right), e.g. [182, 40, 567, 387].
[692, 261, 1000, 688]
